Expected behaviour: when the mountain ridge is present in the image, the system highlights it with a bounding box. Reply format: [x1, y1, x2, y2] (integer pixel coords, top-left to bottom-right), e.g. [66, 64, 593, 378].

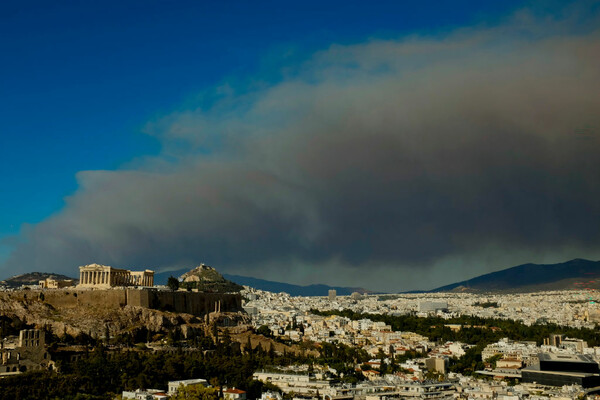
[222, 273, 372, 296]
[0, 272, 77, 288]
[429, 258, 600, 293]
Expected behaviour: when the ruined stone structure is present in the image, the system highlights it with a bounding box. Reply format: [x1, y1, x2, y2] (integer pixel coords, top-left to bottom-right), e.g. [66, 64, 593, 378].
[19, 330, 45, 348]
[78, 263, 154, 288]
[39, 278, 74, 289]
[1, 329, 53, 376]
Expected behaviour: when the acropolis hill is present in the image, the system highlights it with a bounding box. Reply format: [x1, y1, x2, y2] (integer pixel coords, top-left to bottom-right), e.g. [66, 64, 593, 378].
[0, 263, 245, 339]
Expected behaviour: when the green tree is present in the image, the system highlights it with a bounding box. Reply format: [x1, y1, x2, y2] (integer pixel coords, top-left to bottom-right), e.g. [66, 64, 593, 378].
[171, 384, 219, 400]
[256, 325, 272, 337]
[268, 343, 276, 360]
[168, 276, 180, 291]
[377, 348, 387, 374]
[244, 336, 253, 353]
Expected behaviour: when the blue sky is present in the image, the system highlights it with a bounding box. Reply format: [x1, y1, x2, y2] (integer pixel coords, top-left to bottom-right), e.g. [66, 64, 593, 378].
[0, 0, 525, 253]
[2, 1, 599, 290]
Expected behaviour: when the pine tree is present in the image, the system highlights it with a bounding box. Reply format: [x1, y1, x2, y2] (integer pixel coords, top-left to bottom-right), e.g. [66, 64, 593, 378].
[268, 343, 275, 360]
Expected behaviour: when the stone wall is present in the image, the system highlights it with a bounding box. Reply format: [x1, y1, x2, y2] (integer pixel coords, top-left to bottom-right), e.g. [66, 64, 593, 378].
[127, 289, 242, 315]
[1, 288, 242, 317]
[45, 290, 127, 308]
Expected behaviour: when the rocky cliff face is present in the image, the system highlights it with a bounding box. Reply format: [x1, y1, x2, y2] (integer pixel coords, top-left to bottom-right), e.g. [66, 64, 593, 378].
[0, 290, 245, 339]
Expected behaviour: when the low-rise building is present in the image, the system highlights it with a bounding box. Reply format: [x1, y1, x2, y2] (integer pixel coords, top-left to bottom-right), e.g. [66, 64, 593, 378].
[122, 389, 168, 399]
[167, 378, 209, 395]
[224, 388, 247, 400]
[522, 353, 600, 388]
[39, 278, 75, 289]
[253, 371, 332, 395]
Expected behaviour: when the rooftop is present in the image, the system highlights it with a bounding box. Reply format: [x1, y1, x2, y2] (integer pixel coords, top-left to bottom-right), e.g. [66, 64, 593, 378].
[538, 353, 595, 364]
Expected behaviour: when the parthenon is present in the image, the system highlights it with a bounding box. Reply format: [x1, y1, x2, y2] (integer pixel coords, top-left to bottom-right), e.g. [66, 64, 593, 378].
[78, 263, 154, 288]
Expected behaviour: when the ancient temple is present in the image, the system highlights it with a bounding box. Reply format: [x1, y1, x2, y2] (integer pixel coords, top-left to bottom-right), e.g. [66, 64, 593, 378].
[78, 263, 154, 288]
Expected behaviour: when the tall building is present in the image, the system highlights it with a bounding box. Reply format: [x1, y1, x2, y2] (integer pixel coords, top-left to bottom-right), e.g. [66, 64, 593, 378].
[328, 289, 337, 301]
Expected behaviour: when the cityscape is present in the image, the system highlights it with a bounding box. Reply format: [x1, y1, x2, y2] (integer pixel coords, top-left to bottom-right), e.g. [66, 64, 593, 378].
[2, 263, 600, 399]
[1, 1, 600, 399]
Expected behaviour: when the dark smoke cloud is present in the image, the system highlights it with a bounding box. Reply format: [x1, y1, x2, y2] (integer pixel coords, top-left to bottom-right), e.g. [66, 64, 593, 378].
[2, 12, 600, 291]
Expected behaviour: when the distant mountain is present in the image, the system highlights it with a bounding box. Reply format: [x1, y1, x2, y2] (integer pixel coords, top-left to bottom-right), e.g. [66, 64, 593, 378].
[222, 273, 371, 296]
[154, 267, 370, 296]
[153, 268, 185, 285]
[0, 272, 77, 288]
[431, 258, 600, 293]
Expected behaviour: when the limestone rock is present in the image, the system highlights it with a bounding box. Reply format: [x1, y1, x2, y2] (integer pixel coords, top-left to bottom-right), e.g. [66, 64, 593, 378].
[0, 290, 213, 339]
[178, 264, 243, 293]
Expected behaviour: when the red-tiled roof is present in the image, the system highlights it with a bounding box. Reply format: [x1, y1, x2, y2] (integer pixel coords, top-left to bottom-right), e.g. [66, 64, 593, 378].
[224, 388, 246, 394]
